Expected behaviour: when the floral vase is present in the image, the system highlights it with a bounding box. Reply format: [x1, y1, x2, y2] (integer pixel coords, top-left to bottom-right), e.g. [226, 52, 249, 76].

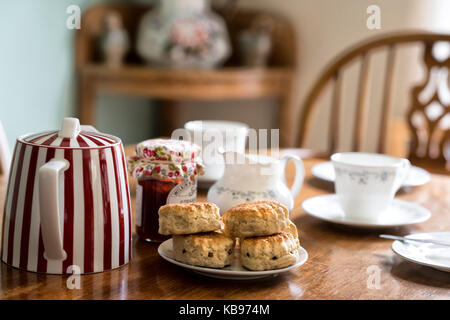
[136, 0, 231, 69]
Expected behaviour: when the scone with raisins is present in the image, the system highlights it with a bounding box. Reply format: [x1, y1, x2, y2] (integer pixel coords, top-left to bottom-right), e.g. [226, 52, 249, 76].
[222, 200, 290, 238]
[283, 220, 300, 249]
[159, 202, 221, 235]
[240, 232, 299, 271]
[172, 231, 235, 268]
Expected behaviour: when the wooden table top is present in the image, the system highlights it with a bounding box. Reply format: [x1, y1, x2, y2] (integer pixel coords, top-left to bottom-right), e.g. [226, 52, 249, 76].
[1, 156, 449, 300]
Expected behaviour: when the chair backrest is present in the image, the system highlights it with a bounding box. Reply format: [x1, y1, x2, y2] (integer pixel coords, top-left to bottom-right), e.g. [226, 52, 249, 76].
[76, 4, 296, 69]
[297, 32, 450, 172]
[0, 119, 11, 176]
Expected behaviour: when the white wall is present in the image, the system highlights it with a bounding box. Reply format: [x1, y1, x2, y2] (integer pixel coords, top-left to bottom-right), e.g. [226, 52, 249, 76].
[180, 0, 450, 151]
[242, 0, 450, 150]
[1, 0, 448, 153]
[0, 0, 155, 151]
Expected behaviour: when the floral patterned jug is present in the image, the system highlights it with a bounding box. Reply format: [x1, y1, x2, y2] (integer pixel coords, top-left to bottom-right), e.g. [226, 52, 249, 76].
[136, 0, 231, 68]
[207, 152, 305, 214]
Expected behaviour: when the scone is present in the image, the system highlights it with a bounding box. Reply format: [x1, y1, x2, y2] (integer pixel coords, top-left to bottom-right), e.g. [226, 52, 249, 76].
[172, 232, 235, 268]
[283, 221, 300, 248]
[222, 201, 290, 238]
[240, 232, 300, 271]
[158, 202, 221, 235]
[236, 221, 300, 249]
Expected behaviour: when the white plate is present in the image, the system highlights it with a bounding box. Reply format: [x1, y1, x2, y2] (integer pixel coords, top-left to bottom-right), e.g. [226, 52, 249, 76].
[158, 238, 308, 280]
[302, 194, 431, 228]
[392, 232, 450, 272]
[311, 161, 430, 187]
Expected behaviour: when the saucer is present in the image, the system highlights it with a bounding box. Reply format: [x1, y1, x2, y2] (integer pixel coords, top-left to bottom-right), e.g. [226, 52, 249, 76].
[392, 232, 450, 272]
[311, 161, 430, 187]
[302, 194, 431, 228]
[158, 239, 308, 280]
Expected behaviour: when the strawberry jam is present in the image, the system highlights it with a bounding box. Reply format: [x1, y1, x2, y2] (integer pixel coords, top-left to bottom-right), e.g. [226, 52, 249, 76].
[136, 177, 182, 242]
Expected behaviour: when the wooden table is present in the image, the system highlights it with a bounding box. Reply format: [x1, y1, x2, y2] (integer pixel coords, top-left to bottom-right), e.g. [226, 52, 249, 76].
[1, 157, 449, 299]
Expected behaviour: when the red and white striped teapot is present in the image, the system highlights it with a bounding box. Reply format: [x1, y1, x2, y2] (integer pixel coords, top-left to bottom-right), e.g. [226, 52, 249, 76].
[1, 118, 132, 274]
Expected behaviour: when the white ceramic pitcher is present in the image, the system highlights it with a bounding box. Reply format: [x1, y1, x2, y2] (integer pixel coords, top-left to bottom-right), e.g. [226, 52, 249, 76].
[207, 152, 304, 213]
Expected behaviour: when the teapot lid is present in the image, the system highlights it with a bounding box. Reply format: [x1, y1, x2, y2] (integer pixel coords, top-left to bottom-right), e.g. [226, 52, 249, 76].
[20, 118, 120, 148]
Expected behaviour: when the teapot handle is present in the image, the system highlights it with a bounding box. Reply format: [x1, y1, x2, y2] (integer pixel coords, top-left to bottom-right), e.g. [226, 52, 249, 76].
[281, 155, 305, 198]
[38, 158, 69, 261]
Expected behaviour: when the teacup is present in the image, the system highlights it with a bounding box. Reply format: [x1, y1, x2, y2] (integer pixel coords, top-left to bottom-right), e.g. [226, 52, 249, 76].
[184, 120, 248, 181]
[331, 152, 410, 222]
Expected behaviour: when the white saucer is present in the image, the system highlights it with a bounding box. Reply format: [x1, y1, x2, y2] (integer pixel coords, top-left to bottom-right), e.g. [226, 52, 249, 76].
[302, 194, 431, 228]
[392, 232, 450, 272]
[158, 238, 308, 280]
[311, 161, 430, 187]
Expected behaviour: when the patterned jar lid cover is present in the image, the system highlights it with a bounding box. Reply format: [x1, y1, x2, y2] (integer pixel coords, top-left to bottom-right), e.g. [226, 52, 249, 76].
[127, 139, 204, 180]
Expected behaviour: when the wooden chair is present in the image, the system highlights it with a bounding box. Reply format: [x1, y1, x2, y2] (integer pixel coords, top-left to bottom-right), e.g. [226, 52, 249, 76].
[297, 32, 450, 173]
[75, 3, 296, 145]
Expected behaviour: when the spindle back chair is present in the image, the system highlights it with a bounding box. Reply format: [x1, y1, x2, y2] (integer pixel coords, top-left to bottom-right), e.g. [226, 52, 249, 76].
[297, 32, 450, 172]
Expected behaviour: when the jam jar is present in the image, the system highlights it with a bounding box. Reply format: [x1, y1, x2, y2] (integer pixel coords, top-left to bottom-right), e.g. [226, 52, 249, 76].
[128, 139, 204, 242]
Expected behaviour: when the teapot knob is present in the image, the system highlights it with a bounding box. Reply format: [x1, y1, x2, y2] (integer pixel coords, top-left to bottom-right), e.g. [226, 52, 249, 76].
[59, 117, 81, 139]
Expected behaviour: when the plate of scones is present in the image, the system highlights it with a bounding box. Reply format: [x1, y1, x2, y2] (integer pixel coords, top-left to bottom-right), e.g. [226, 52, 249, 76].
[157, 200, 308, 280]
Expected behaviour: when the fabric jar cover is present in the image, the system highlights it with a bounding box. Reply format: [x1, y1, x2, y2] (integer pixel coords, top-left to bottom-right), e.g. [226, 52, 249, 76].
[127, 139, 204, 181]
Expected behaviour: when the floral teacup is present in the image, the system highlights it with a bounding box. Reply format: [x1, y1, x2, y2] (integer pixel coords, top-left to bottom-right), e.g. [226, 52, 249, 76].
[331, 152, 410, 222]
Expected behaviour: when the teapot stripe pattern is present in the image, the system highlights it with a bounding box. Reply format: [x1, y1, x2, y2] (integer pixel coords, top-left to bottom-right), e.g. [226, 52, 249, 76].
[1, 142, 20, 265]
[120, 144, 132, 263]
[81, 148, 95, 273]
[5, 142, 26, 266]
[62, 148, 74, 272]
[28, 131, 57, 144]
[23, 131, 120, 148]
[111, 145, 126, 266]
[41, 133, 59, 146]
[1, 139, 132, 274]
[18, 145, 40, 270]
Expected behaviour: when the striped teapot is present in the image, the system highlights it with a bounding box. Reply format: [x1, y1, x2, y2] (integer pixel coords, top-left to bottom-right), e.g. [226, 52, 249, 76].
[1, 118, 132, 274]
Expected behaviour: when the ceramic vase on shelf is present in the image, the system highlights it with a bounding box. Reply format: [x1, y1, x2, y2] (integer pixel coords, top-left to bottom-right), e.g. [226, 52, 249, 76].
[238, 15, 274, 67]
[100, 11, 129, 68]
[136, 0, 231, 69]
